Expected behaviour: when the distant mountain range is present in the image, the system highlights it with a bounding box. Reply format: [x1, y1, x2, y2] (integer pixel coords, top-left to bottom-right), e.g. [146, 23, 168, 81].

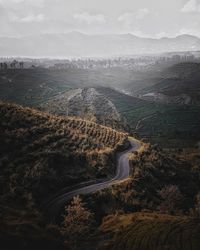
[0, 32, 200, 57]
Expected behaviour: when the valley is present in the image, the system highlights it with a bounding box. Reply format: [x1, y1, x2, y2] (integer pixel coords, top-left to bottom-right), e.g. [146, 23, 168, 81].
[0, 54, 200, 250]
[1, 0, 200, 248]
[1, 58, 200, 148]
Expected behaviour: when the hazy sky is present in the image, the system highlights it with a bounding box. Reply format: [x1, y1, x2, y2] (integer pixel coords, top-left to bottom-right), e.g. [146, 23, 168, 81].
[0, 0, 200, 38]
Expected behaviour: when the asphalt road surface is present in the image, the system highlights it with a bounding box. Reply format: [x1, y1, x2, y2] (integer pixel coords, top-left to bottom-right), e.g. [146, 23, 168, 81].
[45, 137, 141, 220]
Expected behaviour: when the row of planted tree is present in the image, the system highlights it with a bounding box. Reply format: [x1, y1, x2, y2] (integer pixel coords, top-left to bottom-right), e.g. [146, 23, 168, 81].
[0, 60, 24, 70]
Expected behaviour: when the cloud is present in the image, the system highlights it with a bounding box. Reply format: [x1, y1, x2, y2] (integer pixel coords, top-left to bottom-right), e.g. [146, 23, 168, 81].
[0, 0, 45, 26]
[135, 8, 150, 20]
[0, 0, 44, 6]
[0, 0, 199, 39]
[12, 13, 45, 22]
[118, 9, 150, 29]
[181, 0, 200, 13]
[118, 12, 135, 29]
[73, 12, 106, 24]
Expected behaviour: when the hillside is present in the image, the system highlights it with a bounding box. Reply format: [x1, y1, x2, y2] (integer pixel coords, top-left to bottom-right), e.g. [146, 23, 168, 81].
[0, 68, 83, 105]
[39, 88, 124, 130]
[1, 66, 200, 149]
[0, 101, 128, 197]
[100, 213, 200, 250]
[165, 62, 200, 79]
[76, 142, 200, 249]
[0, 67, 150, 106]
[86, 144, 200, 216]
[0, 101, 129, 249]
[1, 101, 200, 249]
[97, 87, 200, 147]
[139, 63, 200, 104]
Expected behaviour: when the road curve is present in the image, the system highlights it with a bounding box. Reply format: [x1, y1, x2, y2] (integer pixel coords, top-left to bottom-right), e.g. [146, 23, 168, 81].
[45, 137, 141, 220]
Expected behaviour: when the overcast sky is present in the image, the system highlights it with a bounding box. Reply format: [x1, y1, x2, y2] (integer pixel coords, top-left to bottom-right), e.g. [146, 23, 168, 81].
[0, 0, 200, 38]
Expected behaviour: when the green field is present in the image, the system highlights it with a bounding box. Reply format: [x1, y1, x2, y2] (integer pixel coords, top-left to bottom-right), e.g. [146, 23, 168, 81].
[97, 87, 200, 147]
[0, 68, 83, 105]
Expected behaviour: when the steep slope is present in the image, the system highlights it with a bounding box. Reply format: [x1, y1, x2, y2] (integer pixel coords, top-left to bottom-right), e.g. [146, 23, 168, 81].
[0, 101, 128, 202]
[0, 101, 128, 249]
[39, 88, 123, 129]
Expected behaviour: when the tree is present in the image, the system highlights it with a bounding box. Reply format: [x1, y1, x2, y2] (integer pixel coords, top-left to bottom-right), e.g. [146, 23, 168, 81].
[158, 185, 184, 214]
[19, 61, 24, 69]
[3, 62, 8, 70]
[190, 192, 200, 218]
[196, 192, 200, 211]
[61, 196, 93, 249]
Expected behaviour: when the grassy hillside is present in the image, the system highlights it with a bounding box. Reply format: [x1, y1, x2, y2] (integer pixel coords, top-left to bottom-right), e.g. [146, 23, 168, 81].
[97, 87, 200, 147]
[96, 87, 159, 126]
[0, 101, 128, 199]
[85, 143, 200, 221]
[0, 68, 80, 105]
[100, 213, 200, 250]
[0, 68, 151, 106]
[139, 63, 200, 104]
[82, 144, 200, 250]
[0, 101, 128, 249]
[0, 66, 165, 106]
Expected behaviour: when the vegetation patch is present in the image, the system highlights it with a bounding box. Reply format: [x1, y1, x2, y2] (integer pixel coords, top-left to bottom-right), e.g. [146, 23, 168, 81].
[100, 213, 200, 250]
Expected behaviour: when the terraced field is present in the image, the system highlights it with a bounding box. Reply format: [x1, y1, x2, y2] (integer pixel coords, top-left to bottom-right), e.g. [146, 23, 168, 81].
[111, 216, 200, 250]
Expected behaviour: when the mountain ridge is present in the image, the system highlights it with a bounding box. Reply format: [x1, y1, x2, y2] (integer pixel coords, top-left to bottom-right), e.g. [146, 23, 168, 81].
[0, 33, 200, 57]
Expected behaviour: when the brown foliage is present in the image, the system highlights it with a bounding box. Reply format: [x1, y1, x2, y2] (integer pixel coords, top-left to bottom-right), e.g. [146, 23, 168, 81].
[61, 196, 93, 249]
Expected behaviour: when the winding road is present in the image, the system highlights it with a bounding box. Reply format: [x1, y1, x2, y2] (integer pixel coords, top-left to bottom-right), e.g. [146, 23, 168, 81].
[45, 137, 141, 220]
